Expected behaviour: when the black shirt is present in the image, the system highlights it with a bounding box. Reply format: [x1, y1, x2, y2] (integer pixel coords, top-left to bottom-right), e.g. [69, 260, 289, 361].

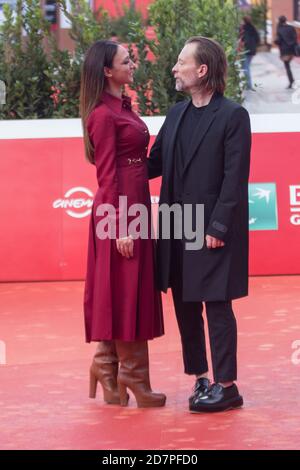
[172, 102, 208, 203]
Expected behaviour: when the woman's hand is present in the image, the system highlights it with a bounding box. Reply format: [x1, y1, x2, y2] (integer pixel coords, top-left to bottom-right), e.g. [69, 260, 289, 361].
[116, 236, 134, 259]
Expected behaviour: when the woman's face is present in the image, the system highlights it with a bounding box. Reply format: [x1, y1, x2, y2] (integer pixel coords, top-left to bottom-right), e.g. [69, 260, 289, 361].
[105, 45, 136, 86]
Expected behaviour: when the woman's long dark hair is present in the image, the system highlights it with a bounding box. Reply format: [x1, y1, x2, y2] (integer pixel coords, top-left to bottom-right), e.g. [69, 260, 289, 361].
[80, 40, 119, 164]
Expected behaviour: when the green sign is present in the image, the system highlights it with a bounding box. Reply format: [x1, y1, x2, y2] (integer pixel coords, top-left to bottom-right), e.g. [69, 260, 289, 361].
[248, 183, 278, 231]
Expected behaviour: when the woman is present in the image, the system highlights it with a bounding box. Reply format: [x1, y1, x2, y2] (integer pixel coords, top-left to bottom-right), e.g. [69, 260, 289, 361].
[275, 15, 298, 89]
[81, 40, 165, 408]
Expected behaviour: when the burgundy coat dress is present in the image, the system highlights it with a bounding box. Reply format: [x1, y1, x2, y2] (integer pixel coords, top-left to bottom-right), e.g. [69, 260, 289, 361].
[84, 91, 164, 342]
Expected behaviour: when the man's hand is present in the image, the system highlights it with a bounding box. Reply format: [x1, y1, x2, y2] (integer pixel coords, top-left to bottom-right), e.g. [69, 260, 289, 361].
[116, 236, 134, 259]
[206, 235, 225, 249]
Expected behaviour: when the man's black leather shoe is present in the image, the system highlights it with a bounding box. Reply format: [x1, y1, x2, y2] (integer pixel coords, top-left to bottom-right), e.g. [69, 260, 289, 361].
[189, 383, 243, 413]
[188, 377, 210, 406]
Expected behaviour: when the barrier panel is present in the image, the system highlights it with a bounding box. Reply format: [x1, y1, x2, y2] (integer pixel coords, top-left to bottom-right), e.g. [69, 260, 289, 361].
[0, 114, 299, 281]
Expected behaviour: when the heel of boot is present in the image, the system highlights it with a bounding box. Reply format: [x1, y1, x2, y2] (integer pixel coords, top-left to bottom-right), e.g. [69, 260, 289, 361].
[89, 370, 97, 399]
[135, 392, 167, 408]
[118, 382, 129, 406]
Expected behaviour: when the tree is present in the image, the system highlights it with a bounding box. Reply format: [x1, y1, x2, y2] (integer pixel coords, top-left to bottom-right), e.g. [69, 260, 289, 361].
[249, 0, 269, 46]
[0, 0, 54, 119]
[47, 0, 112, 117]
[129, 0, 245, 114]
[0, 0, 112, 119]
[110, 1, 143, 42]
[0, 0, 246, 119]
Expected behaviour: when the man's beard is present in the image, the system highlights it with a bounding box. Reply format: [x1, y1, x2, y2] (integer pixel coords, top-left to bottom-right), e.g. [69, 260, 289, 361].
[175, 76, 204, 92]
[175, 79, 184, 91]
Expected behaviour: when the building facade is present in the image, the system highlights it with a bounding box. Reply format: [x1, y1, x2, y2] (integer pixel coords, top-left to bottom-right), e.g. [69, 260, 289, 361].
[271, 0, 300, 39]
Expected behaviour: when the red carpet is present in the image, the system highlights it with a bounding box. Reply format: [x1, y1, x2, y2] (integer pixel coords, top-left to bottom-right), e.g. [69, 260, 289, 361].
[0, 276, 300, 450]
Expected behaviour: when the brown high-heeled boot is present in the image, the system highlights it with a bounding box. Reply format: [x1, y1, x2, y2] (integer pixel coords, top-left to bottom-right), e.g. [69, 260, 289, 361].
[89, 341, 123, 404]
[115, 340, 166, 408]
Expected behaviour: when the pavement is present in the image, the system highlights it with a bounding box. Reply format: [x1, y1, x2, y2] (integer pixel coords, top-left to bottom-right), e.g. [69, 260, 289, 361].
[243, 48, 300, 114]
[1, 277, 300, 450]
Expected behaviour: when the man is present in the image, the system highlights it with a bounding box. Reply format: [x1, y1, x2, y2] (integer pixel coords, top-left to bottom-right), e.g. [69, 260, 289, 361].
[147, 36, 251, 412]
[240, 16, 260, 90]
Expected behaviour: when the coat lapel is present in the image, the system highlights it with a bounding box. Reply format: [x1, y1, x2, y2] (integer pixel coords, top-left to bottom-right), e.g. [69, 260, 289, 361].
[182, 93, 223, 175]
[165, 100, 190, 181]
